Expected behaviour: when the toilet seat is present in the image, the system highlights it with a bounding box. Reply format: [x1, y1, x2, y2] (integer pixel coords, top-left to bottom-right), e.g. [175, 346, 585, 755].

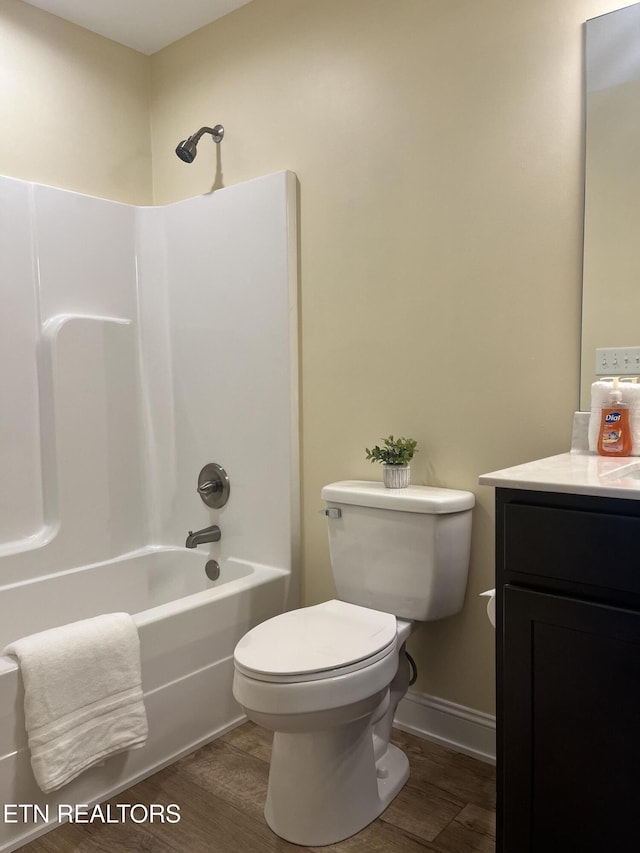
[234, 599, 397, 684]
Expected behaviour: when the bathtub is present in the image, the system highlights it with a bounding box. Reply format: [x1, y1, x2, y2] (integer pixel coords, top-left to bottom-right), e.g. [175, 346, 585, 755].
[0, 547, 290, 852]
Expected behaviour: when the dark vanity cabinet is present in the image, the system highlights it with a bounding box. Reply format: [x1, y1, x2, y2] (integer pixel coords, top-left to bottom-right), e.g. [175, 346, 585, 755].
[495, 488, 640, 853]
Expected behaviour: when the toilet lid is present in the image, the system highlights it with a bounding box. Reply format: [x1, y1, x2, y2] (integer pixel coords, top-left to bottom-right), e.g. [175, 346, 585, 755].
[234, 600, 397, 683]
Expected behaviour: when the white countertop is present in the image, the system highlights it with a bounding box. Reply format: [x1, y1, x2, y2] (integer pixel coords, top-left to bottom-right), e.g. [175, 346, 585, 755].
[479, 452, 640, 500]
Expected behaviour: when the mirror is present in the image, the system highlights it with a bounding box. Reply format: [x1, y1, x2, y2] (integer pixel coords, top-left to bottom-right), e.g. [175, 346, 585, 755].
[581, 2, 640, 409]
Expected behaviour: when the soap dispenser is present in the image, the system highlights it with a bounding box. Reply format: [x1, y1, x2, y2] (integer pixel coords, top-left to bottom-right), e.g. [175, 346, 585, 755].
[597, 378, 633, 456]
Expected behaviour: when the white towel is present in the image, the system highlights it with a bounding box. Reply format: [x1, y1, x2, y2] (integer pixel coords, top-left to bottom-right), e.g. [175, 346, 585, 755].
[3, 612, 148, 793]
[588, 380, 640, 455]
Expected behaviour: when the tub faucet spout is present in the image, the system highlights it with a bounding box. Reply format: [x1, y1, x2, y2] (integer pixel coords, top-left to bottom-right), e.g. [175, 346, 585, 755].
[185, 525, 221, 548]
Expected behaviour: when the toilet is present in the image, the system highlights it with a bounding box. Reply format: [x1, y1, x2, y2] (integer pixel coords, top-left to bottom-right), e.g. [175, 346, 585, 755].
[232, 480, 475, 846]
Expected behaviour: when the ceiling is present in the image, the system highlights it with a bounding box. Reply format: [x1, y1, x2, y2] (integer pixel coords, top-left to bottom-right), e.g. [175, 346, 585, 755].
[20, 0, 255, 55]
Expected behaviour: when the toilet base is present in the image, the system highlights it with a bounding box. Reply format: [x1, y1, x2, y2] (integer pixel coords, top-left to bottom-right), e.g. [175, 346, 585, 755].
[375, 742, 410, 806]
[264, 718, 410, 846]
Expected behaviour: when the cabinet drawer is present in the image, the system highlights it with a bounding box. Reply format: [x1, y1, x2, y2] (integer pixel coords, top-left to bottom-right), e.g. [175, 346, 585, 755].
[503, 503, 640, 596]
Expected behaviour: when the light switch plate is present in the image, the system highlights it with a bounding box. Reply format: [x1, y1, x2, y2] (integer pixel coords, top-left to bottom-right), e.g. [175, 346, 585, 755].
[595, 347, 640, 376]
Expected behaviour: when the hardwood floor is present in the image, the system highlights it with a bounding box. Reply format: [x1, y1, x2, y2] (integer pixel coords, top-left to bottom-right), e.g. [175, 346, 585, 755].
[22, 724, 496, 852]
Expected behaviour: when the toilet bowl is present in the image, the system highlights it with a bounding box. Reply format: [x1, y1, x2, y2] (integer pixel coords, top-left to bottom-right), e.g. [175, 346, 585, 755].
[233, 600, 414, 845]
[232, 480, 475, 846]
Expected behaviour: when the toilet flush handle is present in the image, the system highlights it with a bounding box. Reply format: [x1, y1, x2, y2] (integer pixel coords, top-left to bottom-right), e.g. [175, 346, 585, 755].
[319, 507, 342, 519]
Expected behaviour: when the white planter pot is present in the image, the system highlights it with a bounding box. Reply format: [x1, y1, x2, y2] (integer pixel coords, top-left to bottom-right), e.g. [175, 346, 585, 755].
[382, 464, 410, 489]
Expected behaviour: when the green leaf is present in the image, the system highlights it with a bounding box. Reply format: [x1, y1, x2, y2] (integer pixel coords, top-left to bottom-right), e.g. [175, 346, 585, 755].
[363, 435, 418, 464]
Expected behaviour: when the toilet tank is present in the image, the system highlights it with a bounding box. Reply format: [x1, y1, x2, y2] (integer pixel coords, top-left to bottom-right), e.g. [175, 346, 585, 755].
[321, 481, 475, 622]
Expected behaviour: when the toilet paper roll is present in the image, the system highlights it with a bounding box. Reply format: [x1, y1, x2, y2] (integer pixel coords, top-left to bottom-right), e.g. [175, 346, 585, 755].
[479, 589, 496, 628]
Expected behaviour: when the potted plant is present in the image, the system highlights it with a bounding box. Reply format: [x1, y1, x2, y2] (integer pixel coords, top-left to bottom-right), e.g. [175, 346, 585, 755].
[365, 435, 418, 489]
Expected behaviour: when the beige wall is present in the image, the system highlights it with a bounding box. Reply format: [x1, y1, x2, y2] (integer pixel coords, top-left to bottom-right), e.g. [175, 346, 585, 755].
[1, 0, 625, 714]
[150, 0, 622, 713]
[0, 0, 151, 204]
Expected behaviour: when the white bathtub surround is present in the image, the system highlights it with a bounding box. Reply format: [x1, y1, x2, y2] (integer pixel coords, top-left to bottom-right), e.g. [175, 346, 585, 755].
[0, 171, 298, 852]
[4, 613, 148, 794]
[0, 170, 299, 585]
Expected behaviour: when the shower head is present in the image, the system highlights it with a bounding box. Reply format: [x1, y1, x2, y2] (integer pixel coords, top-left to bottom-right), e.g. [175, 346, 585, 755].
[175, 138, 198, 163]
[175, 125, 224, 163]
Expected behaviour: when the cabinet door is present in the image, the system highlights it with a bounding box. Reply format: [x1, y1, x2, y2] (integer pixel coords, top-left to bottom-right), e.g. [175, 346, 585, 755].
[502, 585, 640, 853]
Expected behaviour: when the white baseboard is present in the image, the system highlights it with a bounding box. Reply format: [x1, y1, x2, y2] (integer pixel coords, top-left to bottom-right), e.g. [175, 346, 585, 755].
[393, 689, 496, 765]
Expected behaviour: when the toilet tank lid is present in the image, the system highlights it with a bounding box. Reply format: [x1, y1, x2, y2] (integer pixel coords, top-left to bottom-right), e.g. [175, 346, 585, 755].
[321, 480, 475, 513]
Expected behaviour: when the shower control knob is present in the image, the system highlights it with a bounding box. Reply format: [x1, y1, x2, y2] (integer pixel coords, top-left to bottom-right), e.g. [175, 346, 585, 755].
[196, 463, 230, 509]
[197, 480, 219, 496]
